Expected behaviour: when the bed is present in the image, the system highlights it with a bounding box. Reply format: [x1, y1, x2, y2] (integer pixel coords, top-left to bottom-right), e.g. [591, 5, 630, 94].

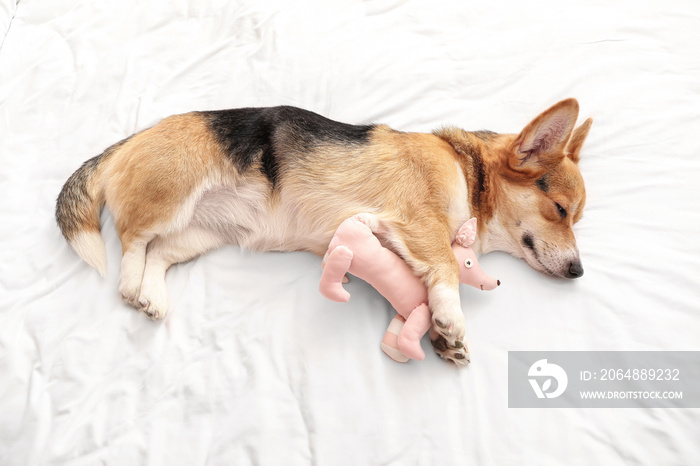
[1, 0, 699, 464]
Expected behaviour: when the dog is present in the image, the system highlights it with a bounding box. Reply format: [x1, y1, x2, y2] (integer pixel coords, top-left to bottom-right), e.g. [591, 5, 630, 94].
[56, 98, 591, 364]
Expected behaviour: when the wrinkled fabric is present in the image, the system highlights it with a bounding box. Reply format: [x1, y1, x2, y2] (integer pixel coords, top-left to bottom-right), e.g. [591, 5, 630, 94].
[1, 0, 699, 464]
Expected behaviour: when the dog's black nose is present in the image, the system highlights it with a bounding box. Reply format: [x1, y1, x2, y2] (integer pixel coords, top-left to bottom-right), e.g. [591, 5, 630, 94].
[567, 261, 584, 278]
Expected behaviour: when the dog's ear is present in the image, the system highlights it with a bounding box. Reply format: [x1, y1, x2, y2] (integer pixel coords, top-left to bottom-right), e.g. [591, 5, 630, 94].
[565, 118, 592, 164]
[508, 99, 579, 177]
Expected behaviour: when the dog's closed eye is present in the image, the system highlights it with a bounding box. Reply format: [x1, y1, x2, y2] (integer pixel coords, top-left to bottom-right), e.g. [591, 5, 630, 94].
[555, 202, 567, 219]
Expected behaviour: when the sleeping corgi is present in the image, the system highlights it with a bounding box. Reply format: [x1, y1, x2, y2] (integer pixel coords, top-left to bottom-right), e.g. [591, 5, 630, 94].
[56, 98, 591, 364]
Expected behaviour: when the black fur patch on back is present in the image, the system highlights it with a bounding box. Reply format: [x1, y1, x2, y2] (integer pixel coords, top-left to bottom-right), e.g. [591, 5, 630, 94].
[203, 106, 374, 186]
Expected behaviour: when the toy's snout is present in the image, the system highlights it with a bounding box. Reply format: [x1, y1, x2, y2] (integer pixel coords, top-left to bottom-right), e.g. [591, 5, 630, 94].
[478, 276, 500, 291]
[455, 248, 500, 291]
[452, 217, 499, 291]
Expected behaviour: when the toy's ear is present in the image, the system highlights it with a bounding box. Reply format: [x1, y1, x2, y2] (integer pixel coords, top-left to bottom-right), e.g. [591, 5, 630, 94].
[455, 218, 477, 247]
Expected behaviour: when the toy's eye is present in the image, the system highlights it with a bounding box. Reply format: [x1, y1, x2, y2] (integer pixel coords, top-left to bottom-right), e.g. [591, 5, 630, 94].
[464, 259, 473, 268]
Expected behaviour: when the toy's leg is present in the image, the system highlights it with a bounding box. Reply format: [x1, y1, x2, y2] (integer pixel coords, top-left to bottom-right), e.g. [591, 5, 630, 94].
[381, 314, 409, 363]
[319, 246, 354, 302]
[321, 251, 350, 284]
[379, 218, 470, 365]
[397, 303, 431, 361]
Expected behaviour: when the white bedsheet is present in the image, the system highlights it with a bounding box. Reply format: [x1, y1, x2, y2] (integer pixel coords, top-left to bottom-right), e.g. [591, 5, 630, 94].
[1, 0, 699, 464]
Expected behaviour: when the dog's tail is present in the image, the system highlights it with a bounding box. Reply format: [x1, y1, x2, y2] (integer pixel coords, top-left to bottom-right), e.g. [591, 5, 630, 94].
[55, 147, 113, 276]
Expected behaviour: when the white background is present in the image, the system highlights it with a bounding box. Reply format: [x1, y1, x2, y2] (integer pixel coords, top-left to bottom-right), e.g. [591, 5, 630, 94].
[1, 0, 699, 464]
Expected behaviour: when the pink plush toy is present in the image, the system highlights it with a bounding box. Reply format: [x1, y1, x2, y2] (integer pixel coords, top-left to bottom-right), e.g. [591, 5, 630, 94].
[319, 214, 499, 363]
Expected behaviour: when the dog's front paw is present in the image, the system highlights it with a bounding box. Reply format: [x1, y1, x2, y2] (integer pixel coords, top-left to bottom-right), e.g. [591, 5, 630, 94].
[431, 304, 466, 339]
[428, 285, 468, 365]
[429, 328, 470, 366]
[430, 306, 468, 366]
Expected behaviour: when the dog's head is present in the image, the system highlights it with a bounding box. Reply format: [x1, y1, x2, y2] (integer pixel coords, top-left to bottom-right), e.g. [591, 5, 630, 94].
[491, 99, 592, 279]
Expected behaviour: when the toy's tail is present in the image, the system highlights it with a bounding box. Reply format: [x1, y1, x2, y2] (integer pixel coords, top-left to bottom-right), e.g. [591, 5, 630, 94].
[55, 153, 108, 276]
[319, 246, 354, 302]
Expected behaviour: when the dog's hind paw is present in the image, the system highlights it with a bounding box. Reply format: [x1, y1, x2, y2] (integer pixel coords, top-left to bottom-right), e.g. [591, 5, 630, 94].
[119, 283, 141, 310]
[137, 292, 168, 320]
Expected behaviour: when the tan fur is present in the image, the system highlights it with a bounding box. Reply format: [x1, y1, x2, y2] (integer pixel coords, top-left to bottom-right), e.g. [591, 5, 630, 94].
[100, 114, 234, 250]
[57, 100, 591, 362]
[282, 128, 467, 279]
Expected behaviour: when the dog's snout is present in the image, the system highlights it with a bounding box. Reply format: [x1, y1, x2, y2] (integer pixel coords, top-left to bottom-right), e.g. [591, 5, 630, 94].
[567, 261, 584, 279]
